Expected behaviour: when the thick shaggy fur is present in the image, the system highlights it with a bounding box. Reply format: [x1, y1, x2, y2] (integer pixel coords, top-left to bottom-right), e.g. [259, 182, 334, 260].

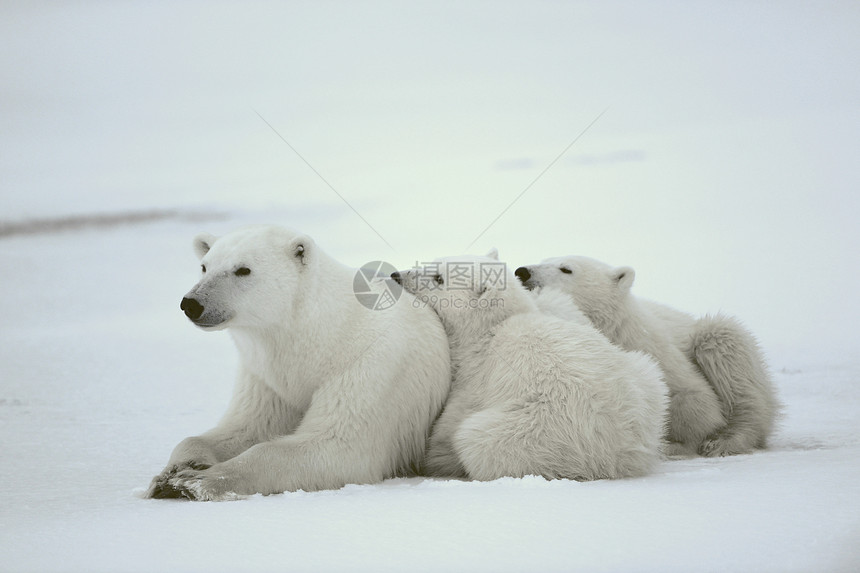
[398, 252, 667, 481]
[689, 314, 778, 454]
[517, 255, 778, 457]
[145, 225, 450, 500]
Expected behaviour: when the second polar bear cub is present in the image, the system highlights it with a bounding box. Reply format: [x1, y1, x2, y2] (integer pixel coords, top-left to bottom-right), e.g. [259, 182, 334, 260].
[394, 250, 667, 481]
[516, 256, 778, 457]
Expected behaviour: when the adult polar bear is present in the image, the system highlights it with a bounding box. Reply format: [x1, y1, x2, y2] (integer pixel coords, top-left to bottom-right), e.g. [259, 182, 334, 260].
[146, 225, 450, 501]
[516, 256, 778, 457]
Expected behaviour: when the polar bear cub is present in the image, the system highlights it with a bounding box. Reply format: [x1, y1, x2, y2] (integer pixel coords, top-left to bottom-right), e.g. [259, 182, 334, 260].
[394, 251, 667, 481]
[146, 225, 450, 500]
[516, 256, 778, 457]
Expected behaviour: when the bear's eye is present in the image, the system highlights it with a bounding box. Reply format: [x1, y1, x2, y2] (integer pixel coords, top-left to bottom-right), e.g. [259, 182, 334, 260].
[201, 264, 207, 273]
[560, 267, 572, 274]
[235, 267, 251, 277]
[434, 274, 444, 285]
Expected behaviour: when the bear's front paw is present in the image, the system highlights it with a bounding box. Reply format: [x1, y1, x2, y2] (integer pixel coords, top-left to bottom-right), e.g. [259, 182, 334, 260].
[698, 432, 748, 457]
[145, 461, 212, 499]
[699, 437, 731, 457]
[168, 465, 248, 502]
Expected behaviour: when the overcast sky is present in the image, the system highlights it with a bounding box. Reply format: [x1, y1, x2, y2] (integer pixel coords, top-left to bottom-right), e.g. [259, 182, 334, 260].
[2, 1, 858, 363]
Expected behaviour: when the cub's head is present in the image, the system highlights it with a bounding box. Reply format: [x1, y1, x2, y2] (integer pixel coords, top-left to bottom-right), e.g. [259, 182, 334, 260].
[392, 249, 533, 332]
[515, 256, 635, 323]
[180, 225, 313, 330]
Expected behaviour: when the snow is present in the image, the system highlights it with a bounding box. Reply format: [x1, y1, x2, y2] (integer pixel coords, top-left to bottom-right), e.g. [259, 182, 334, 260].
[2, 2, 860, 572]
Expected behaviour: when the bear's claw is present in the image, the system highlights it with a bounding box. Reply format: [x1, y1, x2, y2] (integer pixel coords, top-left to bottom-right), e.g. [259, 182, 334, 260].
[146, 461, 213, 499]
[698, 434, 738, 457]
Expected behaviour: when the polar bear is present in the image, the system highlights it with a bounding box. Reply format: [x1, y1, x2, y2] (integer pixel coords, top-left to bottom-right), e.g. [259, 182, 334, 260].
[145, 225, 450, 500]
[515, 256, 778, 457]
[392, 251, 667, 481]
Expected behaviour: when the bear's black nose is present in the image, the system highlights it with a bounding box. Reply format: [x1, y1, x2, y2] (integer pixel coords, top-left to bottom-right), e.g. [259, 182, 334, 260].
[514, 267, 531, 283]
[390, 271, 402, 285]
[180, 297, 204, 321]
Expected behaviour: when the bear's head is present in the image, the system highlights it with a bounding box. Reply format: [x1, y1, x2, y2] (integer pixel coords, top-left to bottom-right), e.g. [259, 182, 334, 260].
[515, 256, 635, 326]
[393, 249, 534, 334]
[180, 225, 313, 330]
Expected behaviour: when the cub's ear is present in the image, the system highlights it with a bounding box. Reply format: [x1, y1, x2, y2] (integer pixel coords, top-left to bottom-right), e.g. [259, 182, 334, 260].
[192, 233, 218, 260]
[288, 235, 313, 265]
[612, 266, 635, 292]
[485, 247, 499, 260]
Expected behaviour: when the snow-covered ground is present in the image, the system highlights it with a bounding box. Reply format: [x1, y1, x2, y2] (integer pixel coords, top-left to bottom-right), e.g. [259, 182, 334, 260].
[1, 216, 858, 573]
[2, 2, 859, 572]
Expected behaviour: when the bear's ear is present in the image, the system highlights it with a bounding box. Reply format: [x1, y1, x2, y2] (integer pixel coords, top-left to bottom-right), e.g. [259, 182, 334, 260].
[485, 248, 499, 260]
[288, 235, 312, 265]
[612, 266, 635, 292]
[192, 233, 218, 260]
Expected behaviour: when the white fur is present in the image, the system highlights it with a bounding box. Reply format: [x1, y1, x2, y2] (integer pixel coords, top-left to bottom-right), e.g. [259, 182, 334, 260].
[517, 255, 779, 456]
[146, 225, 450, 500]
[400, 252, 667, 481]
